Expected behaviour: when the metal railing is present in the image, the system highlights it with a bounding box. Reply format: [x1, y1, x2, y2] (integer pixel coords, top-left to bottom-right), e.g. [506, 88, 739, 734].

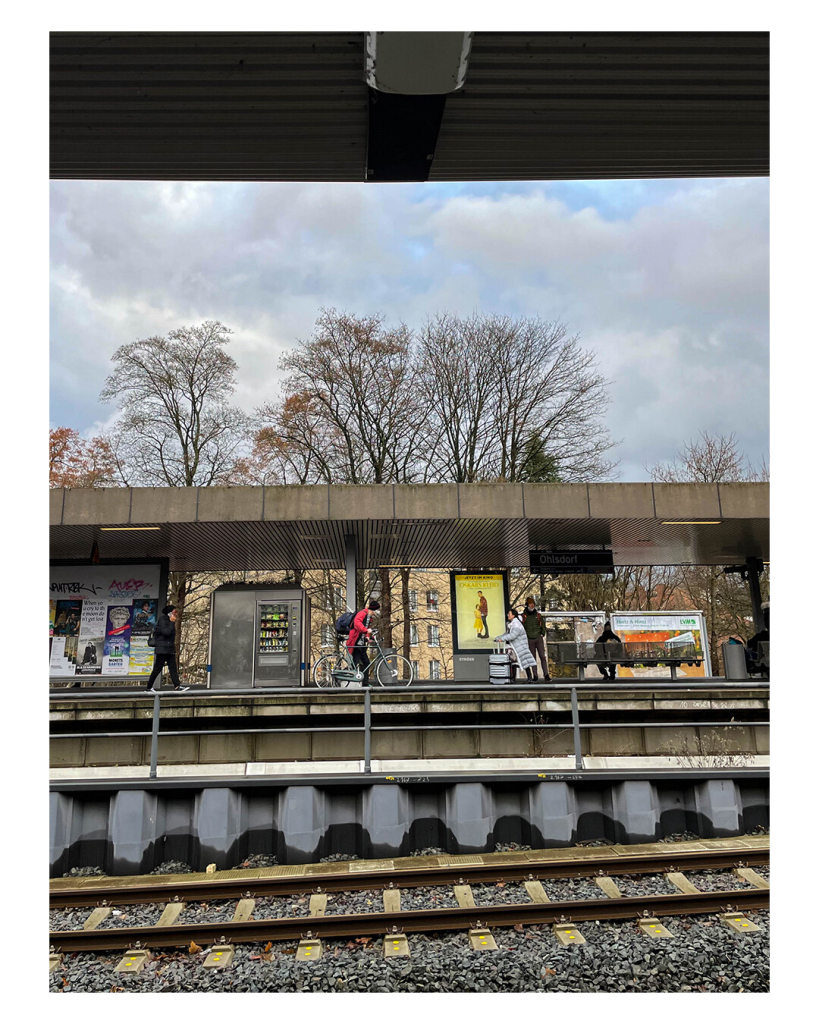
[49, 679, 770, 779]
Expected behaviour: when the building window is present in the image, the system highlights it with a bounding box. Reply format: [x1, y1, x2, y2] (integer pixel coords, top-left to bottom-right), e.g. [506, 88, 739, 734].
[427, 624, 440, 648]
[320, 624, 334, 647]
[428, 659, 441, 680]
[322, 584, 345, 612]
[411, 660, 420, 679]
[410, 623, 419, 647]
[409, 590, 418, 612]
[426, 590, 439, 613]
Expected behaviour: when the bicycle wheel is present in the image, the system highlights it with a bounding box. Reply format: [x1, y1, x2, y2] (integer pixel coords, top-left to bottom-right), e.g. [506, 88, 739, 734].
[313, 653, 346, 688]
[375, 654, 414, 687]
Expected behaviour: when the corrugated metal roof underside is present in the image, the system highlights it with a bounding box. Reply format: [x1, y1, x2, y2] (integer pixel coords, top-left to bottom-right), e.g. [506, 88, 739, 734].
[430, 32, 768, 180]
[49, 516, 768, 571]
[50, 32, 369, 181]
[50, 31, 768, 181]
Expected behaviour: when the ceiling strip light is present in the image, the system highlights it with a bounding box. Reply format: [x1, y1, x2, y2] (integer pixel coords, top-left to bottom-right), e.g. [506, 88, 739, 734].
[100, 526, 162, 531]
[661, 520, 723, 525]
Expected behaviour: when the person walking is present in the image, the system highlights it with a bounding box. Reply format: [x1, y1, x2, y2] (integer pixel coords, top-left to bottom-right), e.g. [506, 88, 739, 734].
[145, 604, 189, 691]
[346, 600, 381, 686]
[595, 620, 621, 680]
[495, 606, 538, 682]
[477, 591, 489, 638]
[522, 596, 550, 681]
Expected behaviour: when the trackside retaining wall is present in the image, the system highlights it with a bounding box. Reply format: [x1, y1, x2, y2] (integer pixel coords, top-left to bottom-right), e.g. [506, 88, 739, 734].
[50, 775, 769, 876]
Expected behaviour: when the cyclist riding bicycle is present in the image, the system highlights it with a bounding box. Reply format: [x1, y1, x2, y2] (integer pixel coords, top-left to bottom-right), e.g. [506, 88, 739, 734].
[346, 600, 380, 686]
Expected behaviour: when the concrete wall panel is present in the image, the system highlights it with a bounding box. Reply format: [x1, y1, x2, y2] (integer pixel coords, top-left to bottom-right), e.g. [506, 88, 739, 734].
[63, 487, 130, 525]
[50, 489, 65, 525]
[588, 482, 654, 520]
[522, 484, 590, 519]
[254, 733, 311, 761]
[197, 487, 264, 523]
[423, 729, 479, 759]
[718, 482, 769, 519]
[130, 487, 198, 523]
[264, 485, 328, 521]
[458, 483, 524, 519]
[198, 734, 254, 764]
[394, 484, 459, 519]
[653, 483, 721, 521]
[329, 484, 394, 519]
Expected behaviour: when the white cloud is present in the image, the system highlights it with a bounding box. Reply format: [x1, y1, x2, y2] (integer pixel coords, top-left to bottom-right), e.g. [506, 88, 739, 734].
[50, 177, 769, 478]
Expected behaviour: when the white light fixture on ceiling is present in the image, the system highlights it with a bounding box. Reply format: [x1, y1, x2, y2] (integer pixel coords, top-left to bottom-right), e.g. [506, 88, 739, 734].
[100, 526, 161, 531]
[366, 32, 473, 95]
[661, 520, 723, 526]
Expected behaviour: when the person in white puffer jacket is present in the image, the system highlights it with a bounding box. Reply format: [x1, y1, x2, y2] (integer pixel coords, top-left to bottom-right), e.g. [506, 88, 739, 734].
[495, 606, 537, 681]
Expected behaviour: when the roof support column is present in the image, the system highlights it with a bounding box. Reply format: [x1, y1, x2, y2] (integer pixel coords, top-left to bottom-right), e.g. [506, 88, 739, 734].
[745, 556, 765, 633]
[345, 535, 358, 612]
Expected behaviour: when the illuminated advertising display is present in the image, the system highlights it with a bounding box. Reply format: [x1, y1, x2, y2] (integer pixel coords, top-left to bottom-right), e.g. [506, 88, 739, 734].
[609, 611, 711, 677]
[449, 572, 510, 653]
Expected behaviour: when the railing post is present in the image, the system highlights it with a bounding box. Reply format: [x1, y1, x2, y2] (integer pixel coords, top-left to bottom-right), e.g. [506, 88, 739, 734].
[149, 690, 161, 779]
[570, 686, 583, 770]
[364, 687, 372, 774]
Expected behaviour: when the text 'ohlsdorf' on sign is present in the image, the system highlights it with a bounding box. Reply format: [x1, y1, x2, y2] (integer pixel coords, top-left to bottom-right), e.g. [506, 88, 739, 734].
[529, 550, 615, 575]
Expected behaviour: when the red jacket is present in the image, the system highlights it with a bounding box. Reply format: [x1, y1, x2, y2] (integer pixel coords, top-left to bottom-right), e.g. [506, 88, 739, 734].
[347, 608, 372, 654]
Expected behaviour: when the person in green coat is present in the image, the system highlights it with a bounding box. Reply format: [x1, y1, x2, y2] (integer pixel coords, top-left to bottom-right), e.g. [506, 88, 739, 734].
[522, 597, 550, 681]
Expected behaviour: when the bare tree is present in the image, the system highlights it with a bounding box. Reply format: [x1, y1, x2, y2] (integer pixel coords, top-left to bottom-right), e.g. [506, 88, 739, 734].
[100, 321, 247, 488]
[274, 309, 422, 485]
[100, 321, 249, 659]
[417, 313, 617, 483]
[648, 430, 768, 484]
[257, 309, 423, 640]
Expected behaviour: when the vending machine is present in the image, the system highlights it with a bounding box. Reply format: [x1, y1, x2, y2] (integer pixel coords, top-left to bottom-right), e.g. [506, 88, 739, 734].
[208, 585, 311, 688]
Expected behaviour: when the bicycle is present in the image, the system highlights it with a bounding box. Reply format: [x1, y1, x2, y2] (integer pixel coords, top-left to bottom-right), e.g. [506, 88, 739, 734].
[312, 629, 414, 687]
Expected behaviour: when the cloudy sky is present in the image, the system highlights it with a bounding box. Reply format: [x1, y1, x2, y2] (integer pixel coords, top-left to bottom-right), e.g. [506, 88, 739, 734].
[50, 176, 768, 481]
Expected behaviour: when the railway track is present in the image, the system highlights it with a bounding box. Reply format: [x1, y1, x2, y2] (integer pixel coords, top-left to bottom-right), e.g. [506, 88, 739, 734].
[50, 839, 769, 956]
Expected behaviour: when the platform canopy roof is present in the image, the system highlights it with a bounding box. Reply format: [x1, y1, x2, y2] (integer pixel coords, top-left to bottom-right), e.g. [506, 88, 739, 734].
[49, 482, 769, 572]
[50, 31, 768, 182]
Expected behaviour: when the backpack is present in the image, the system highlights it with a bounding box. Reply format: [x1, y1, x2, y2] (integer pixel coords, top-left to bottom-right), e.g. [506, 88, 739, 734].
[335, 610, 356, 636]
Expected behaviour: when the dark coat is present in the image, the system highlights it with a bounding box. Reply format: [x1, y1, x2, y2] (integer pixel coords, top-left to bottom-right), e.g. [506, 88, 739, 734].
[153, 613, 176, 655]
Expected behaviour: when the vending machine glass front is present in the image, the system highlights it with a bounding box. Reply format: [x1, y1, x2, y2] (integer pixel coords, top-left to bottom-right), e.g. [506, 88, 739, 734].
[254, 600, 301, 685]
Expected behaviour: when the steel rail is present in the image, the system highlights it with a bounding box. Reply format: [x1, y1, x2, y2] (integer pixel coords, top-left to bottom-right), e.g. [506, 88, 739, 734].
[49, 887, 769, 952]
[50, 845, 769, 908]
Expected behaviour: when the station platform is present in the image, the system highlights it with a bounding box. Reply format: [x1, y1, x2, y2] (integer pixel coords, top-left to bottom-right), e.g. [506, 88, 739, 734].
[50, 680, 769, 772]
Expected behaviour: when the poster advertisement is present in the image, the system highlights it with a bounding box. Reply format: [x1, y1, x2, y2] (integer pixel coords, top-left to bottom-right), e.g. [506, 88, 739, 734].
[450, 572, 509, 653]
[77, 638, 103, 675]
[53, 600, 82, 637]
[130, 598, 158, 635]
[49, 601, 56, 637]
[610, 612, 709, 678]
[103, 605, 134, 674]
[128, 637, 154, 675]
[50, 637, 70, 675]
[128, 598, 158, 675]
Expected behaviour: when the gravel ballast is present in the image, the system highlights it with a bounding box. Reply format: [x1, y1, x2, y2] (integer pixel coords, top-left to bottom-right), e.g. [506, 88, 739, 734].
[178, 900, 238, 924]
[609, 874, 681, 897]
[542, 878, 607, 901]
[233, 854, 279, 869]
[150, 861, 193, 875]
[253, 895, 311, 919]
[472, 883, 531, 906]
[685, 870, 752, 893]
[49, 910, 769, 993]
[61, 866, 106, 878]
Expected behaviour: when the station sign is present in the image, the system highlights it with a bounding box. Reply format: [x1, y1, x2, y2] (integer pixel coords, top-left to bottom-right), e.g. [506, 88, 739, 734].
[529, 550, 614, 575]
